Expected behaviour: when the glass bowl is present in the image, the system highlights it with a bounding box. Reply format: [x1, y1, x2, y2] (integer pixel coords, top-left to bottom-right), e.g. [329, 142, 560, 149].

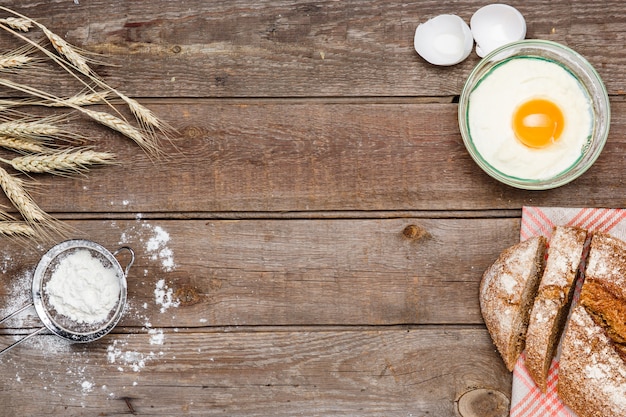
[458, 40, 610, 190]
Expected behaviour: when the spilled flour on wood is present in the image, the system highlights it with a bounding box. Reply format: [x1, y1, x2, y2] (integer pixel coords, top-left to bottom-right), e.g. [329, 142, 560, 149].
[0, 221, 181, 405]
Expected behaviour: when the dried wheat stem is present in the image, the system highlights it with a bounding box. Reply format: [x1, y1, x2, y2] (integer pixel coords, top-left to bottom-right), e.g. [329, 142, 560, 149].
[0, 221, 36, 238]
[0, 136, 48, 153]
[0, 17, 32, 32]
[3, 149, 116, 175]
[0, 166, 48, 225]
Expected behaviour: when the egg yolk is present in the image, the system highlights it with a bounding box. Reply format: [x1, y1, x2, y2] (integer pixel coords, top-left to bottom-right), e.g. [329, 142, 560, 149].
[512, 98, 564, 148]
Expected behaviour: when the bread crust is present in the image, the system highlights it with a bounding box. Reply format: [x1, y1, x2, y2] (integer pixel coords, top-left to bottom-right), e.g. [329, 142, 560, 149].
[558, 232, 626, 416]
[559, 305, 626, 417]
[479, 236, 547, 371]
[525, 226, 587, 392]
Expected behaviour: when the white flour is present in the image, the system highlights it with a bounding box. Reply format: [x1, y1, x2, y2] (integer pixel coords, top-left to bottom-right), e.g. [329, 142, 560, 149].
[1, 222, 180, 402]
[45, 249, 120, 324]
[154, 279, 180, 313]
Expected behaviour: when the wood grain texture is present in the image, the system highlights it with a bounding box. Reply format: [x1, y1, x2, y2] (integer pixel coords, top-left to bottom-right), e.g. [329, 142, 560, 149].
[0, 1, 619, 415]
[0, 218, 519, 329]
[0, 328, 510, 417]
[0, 0, 622, 97]
[0, 100, 616, 215]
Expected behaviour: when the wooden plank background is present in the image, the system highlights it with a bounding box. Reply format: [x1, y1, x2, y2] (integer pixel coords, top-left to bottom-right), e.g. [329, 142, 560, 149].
[0, 0, 621, 416]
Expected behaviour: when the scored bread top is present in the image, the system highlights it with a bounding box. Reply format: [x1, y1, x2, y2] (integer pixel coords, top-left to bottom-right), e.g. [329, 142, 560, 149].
[525, 226, 587, 392]
[479, 235, 547, 371]
[584, 232, 626, 300]
[559, 305, 626, 417]
[581, 232, 626, 359]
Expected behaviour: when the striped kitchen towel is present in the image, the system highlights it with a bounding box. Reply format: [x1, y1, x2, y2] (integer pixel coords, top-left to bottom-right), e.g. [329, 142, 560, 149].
[510, 206, 626, 417]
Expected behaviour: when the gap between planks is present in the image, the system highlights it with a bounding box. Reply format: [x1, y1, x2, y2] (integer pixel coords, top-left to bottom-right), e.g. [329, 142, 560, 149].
[47, 209, 521, 221]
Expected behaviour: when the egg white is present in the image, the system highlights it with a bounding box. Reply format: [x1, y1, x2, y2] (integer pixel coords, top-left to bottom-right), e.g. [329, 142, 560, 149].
[468, 57, 593, 180]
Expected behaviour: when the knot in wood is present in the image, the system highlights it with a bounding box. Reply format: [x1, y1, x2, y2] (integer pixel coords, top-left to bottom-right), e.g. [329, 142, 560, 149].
[456, 388, 509, 417]
[175, 285, 201, 306]
[402, 224, 430, 240]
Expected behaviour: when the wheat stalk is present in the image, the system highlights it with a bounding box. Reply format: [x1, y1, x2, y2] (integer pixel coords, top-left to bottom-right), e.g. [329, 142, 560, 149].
[3, 149, 116, 175]
[0, 8, 173, 242]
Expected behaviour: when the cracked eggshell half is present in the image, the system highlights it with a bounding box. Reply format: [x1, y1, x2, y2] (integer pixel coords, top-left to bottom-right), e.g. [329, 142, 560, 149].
[414, 14, 473, 66]
[471, 4, 526, 58]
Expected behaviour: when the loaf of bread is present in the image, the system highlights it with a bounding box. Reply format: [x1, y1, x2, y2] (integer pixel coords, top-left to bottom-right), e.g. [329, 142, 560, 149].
[559, 232, 626, 416]
[479, 236, 547, 371]
[525, 226, 587, 392]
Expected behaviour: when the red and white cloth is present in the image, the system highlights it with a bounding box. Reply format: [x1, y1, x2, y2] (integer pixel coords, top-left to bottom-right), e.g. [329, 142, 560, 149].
[510, 206, 626, 417]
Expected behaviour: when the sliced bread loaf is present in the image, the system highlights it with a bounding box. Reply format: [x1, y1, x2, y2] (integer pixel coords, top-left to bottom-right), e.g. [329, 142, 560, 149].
[479, 235, 547, 371]
[525, 226, 587, 392]
[559, 232, 626, 416]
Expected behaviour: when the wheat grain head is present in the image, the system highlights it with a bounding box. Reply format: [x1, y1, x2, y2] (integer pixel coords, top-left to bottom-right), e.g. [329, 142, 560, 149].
[0, 221, 36, 238]
[80, 108, 161, 155]
[0, 136, 48, 153]
[0, 17, 32, 32]
[7, 149, 116, 175]
[0, 167, 69, 240]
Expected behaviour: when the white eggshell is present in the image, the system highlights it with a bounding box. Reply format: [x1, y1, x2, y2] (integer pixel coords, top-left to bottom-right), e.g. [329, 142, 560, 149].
[414, 14, 473, 66]
[470, 4, 526, 57]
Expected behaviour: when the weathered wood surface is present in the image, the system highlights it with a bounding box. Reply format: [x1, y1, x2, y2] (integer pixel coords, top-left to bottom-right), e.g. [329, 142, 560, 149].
[2, 0, 626, 98]
[0, 328, 511, 417]
[0, 0, 622, 416]
[0, 101, 625, 215]
[0, 218, 519, 329]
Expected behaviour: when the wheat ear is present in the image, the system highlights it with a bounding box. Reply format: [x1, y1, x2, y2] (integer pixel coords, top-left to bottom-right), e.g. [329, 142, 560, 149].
[40, 26, 91, 75]
[0, 167, 69, 241]
[48, 90, 111, 107]
[0, 167, 48, 224]
[0, 53, 30, 69]
[0, 120, 60, 138]
[0, 136, 48, 153]
[79, 108, 160, 155]
[0, 17, 32, 32]
[0, 221, 36, 238]
[3, 149, 116, 175]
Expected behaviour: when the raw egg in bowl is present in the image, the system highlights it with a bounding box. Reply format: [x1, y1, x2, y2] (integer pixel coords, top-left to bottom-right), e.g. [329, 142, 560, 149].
[458, 40, 610, 189]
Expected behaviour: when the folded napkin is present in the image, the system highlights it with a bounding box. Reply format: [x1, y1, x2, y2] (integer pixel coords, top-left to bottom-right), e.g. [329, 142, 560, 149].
[510, 206, 626, 417]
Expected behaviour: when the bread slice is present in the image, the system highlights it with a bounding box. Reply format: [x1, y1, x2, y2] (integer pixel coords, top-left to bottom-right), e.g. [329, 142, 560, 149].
[479, 235, 547, 371]
[559, 233, 626, 416]
[579, 232, 626, 353]
[558, 306, 626, 417]
[524, 226, 587, 392]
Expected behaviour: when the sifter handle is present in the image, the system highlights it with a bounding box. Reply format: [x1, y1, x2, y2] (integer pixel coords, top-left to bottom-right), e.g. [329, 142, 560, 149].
[0, 302, 33, 326]
[113, 246, 135, 277]
[0, 302, 45, 357]
[0, 327, 46, 356]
